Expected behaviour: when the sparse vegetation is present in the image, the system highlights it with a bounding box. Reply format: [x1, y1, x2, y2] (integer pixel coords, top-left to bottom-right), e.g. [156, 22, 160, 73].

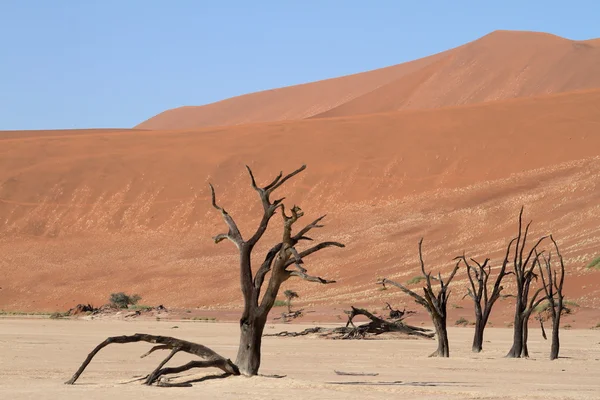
[586, 256, 600, 270]
[109, 292, 142, 309]
[406, 275, 426, 285]
[284, 290, 299, 313]
[451, 304, 463, 309]
[0, 310, 52, 316]
[455, 317, 469, 326]
[192, 316, 216, 322]
[50, 312, 68, 319]
[128, 304, 153, 311]
[273, 300, 287, 307]
[594, 322, 600, 329]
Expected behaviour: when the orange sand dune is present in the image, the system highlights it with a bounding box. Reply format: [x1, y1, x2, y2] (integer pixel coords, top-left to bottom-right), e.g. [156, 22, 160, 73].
[137, 30, 600, 130]
[1, 89, 600, 315]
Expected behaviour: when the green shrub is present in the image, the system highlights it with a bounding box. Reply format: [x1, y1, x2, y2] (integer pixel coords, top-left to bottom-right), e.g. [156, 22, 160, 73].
[587, 256, 600, 270]
[109, 292, 141, 308]
[49, 312, 67, 319]
[192, 316, 216, 321]
[407, 275, 426, 285]
[455, 317, 469, 326]
[273, 300, 287, 307]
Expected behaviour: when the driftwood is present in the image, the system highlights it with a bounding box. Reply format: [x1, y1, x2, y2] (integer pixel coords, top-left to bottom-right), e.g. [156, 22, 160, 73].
[266, 305, 432, 340]
[65, 333, 239, 386]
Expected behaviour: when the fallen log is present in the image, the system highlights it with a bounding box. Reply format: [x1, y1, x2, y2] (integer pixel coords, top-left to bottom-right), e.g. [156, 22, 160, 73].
[65, 333, 239, 385]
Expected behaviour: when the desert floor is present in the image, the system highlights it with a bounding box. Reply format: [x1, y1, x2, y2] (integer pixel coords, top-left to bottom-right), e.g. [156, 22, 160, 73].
[1, 319, 599, 399]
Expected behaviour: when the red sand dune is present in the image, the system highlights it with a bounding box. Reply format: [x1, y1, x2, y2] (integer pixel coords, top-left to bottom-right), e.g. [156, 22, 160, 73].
[137, 30, 600, 130]
[1, 88, 600, 321]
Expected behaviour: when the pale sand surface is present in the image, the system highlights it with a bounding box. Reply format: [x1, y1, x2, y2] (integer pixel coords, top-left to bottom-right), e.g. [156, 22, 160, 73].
[1, 319, 599, 399]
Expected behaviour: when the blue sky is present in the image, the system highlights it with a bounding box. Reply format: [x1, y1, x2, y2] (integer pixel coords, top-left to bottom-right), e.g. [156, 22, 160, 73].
[1, 1, 599, 130]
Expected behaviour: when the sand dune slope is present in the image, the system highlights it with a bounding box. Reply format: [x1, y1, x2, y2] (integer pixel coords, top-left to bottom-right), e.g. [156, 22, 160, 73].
[137, 30, 600, 130]
[1, 89, 600, 312]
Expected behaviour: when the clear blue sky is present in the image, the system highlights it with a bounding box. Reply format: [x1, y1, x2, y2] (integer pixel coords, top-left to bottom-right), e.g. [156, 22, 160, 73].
[1, 1, 598, 130]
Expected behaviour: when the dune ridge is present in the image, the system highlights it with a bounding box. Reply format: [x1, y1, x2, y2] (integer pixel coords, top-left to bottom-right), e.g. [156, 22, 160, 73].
[2, 88, 600, 312]
[136, 30, 600, 130]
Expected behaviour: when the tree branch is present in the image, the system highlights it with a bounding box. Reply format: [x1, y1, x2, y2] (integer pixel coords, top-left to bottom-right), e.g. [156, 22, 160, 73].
[209, 183, 243, 247]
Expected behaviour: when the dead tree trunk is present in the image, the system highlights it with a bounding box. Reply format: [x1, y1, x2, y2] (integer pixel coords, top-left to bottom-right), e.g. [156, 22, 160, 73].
[505, 207, 548, 358]
[539, 235, 566, 360]
[65, 334, 239, 385]
[210, 165, 343, 375]
[457, 251, 511, 353]
[381, 238, 459, 357]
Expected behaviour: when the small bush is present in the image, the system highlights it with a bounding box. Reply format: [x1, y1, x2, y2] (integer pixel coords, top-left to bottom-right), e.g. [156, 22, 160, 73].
[129, 304, 152, 311]
[534, 301, 550, 313]
[407, 275, 426, 285]
[192, 316, 216, 322]
[564, 300, 579, 308]
[109, 292, 141, 309]
[451, 304, 463, 309]
[273, 300, 287, 307]
[594, 322, 600, 329]
[587, 256, 600, 270]
[50, 312, 67, 319]
[455, 317, 469, 326]
[563, 324, 572, 330]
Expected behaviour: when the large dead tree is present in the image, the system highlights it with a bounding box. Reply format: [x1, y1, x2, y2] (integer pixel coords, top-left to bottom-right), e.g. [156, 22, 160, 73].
[380, 238, 459, 357]
[210, 165, 343, 375]
[505, 207, 548, 358]
[457, 250, 511, 353]
[65, 165, 343, 385]
[538, 235, 566, 360]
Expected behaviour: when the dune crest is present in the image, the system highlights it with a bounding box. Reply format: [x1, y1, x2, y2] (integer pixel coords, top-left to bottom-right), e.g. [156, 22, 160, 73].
[136, 30, 600, 130]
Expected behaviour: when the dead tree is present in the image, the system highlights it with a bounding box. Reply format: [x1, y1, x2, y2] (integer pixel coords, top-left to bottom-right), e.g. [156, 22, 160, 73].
[65, 334, 239, 385]
[505, 207, 548, 358]
[210, 165, 343, 375]
[538, 235, 566, 360]
[283, 290, 299, 313]
[66, 165, 343, 384]
[457, 251, 511, 353]
[380, 238, 459, 357]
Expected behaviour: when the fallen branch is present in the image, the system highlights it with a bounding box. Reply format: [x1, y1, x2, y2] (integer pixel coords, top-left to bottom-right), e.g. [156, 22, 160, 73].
[65, 333, 239, 386]
[334, 370, 379, 376]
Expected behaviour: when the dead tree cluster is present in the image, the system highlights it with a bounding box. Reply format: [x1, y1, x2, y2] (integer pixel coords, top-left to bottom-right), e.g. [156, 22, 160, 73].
[65, 163, 569, 388]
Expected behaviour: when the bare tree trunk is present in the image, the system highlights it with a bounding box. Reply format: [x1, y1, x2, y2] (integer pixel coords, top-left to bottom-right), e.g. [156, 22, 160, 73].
[431, 317, 449, 357]
[550, 313, 560, 360]
[472, 318, 484, 353]
[236, 314, 267, 376]
[521, 315, 530, 358]
[507, 304, 524, 358]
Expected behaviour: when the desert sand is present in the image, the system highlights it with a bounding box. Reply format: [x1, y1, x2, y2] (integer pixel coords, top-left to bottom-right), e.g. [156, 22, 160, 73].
[1, 29, 600, 329]
[137, 31, 600, 130]
[1, 88, 600, 320]
[1, 319, 599, 399]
